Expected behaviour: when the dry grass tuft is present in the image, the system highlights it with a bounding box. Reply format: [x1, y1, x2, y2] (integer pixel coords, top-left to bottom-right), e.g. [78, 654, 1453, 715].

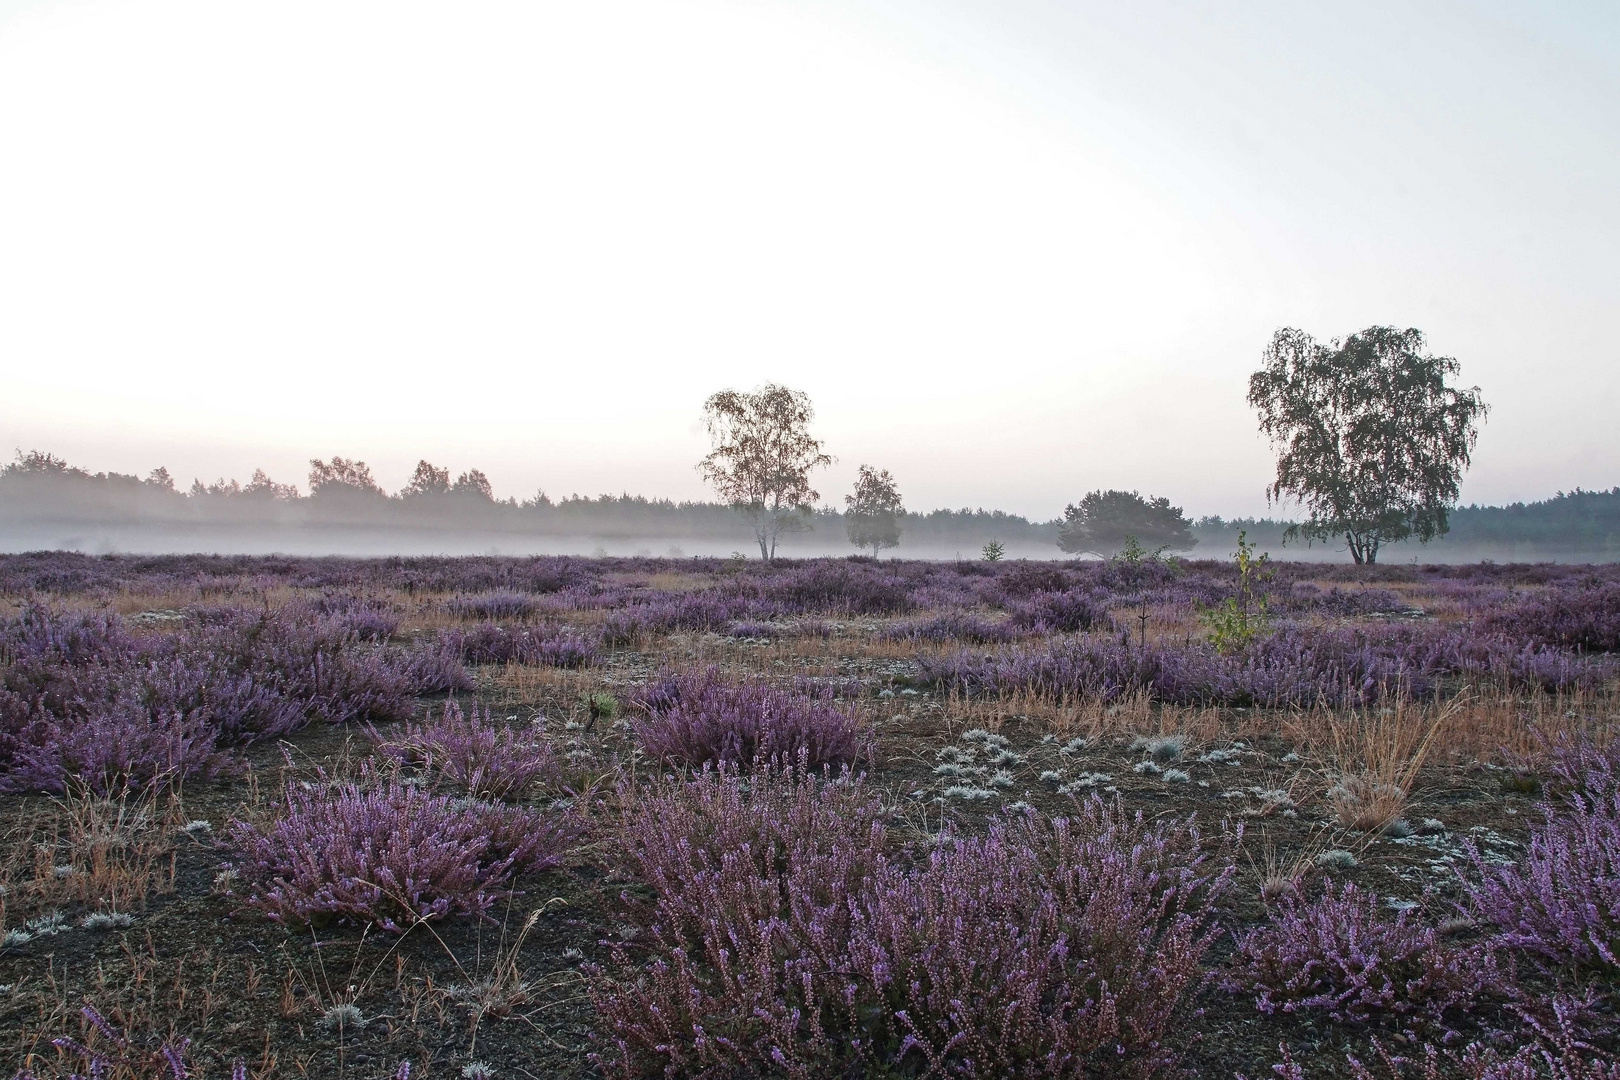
[1322, 694, 1457, 832]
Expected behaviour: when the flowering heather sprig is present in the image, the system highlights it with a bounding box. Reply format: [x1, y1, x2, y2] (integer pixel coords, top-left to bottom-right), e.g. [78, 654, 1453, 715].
[12, 1004, 192, 1080]
[372, 700, 559, 799]
[226, 775, 576, 931]
[1226, 879, 1501, 1025]
[632, 668, 861, 769]
[1542, 732, 1620, 804]
[1469, 785, 1620, 973]
[1247, 995, 1620, 1079]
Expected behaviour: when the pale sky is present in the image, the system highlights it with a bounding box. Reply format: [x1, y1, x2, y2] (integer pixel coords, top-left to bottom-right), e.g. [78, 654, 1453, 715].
[1, 0, 1615, 520]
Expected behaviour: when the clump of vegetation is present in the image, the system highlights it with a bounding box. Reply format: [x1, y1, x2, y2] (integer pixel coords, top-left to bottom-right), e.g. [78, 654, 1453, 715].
[225, 773, 576, 931]
[1226, 879, 1502, 1026]
[1199, 530, 1271, 654]
[632, 668, 861, 770]
[592, 768, 1233, 1079]
[371, 700, 559, 799]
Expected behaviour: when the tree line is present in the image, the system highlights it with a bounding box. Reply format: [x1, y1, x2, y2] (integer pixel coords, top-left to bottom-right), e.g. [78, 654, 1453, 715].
[9, 324, 1616, 560]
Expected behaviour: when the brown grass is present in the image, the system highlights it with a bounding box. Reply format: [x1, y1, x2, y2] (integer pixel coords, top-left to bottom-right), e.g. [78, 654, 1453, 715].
[1320, 694, 1457, 832]
[0, 786, 180, 938]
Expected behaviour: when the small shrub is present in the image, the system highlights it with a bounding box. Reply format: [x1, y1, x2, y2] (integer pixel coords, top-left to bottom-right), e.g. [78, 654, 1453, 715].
[590, 762, 888, 1079]
[1007, 588, 1108, 633]
[633, 668, 860, 770]
[450, 624, 598, 668]
[878, 611, 1020, 644]
[447, 592, 538, 620]
[1226, 879, 1500, 1026]
[391, 637, 476, 694]
[226, 775, 575, 931]
[372, 701, 559, 799]
[846, 799, 1233, 1078]
[0, 692, 230, 796]
[1469, 784, 1620, 973]
[592, 775, 1233, 1080]
[1485, 581, 1620, 653]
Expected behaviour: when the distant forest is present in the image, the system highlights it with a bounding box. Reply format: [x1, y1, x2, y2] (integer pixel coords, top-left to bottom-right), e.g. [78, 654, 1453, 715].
[2, 451, 1616, 561]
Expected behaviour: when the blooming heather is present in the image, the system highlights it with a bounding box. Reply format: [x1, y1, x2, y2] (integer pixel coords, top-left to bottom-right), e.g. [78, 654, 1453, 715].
[372, 700, 559, 799]
[632, 668, 860, 769]
[227, 775, 576, 931]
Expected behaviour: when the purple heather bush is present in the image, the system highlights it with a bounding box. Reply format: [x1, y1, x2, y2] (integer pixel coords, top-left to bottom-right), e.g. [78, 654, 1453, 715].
[921, 623, 1615, 708]
[0, 602, 134, 670]
[633, 668, 861, 769]
[226, 773, 576, 931]
[592, 771, 1233, 1080]
[1469, 782, 1620, 973]
[846, 800, 1234, 1078]
[1006, 587, 1110, 633]
[0, 690, 229, 795]
[302, 593, 401, 641]
[1484, 581, 1620, 654]
[1281, 584, 1415, 618]
[447, 622, 598, 667]
[446, 590, 538, 620]
[0, 602, 474, 793]
[761, 562, 914, 615]
[132, 653, 307, 743]
[391, 636, 476, 693]
[878, 610, 1022, 644]
[372, 699, 559, 799]
[182, 605, 417, 725]
[1226, 879, 1501, 1026]
[590, 763, 889, 1080]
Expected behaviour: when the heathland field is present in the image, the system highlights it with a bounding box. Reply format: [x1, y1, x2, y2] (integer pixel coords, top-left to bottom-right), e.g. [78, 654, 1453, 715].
[2, 552, 1618, 1079]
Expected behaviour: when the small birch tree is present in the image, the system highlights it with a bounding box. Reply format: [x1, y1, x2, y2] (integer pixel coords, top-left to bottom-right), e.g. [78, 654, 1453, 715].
[698, 384, 832, 561]
[845, 465, 904, 557]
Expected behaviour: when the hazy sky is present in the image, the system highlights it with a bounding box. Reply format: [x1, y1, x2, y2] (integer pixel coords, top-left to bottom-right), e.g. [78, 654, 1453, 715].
[2, 0, 1615, 520]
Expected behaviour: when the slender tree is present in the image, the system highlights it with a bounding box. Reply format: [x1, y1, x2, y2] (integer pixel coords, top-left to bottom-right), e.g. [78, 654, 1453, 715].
[845, 465, 904, 557]
[1056, 490, 1196, 557]
[698, 384, 832, 561]
[1247, 326, 1488, 564]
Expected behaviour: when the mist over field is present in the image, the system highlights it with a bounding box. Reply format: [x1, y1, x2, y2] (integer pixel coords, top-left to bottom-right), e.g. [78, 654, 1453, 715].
[2, 453, 1616, 563]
